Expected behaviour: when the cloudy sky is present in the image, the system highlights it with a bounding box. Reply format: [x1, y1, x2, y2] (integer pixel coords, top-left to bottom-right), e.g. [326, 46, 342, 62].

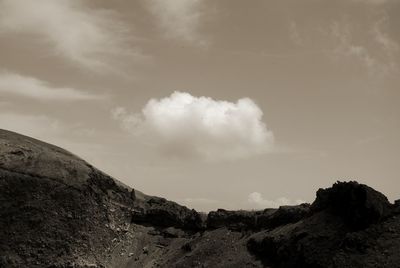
[1, 0, 399, 211]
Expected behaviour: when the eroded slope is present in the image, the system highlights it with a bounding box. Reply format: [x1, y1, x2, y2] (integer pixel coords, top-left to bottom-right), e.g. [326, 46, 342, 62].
[1, 129, 399, 268]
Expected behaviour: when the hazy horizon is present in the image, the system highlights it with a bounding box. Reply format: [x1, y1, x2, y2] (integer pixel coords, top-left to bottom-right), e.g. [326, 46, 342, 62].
[0, 0, 399, 211]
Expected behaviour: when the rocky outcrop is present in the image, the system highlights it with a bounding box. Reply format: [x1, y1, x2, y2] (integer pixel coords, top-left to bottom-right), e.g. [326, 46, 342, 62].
[131, 196, 204, 230]
[247, 181, 400, 268]
[207, 209, 259, 230]
[206, 205, 310, 231]
[311, 181, 392, 230]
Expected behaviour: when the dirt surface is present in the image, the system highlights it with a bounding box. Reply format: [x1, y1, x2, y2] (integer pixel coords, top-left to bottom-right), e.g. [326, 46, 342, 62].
[0, 129, 399, 268]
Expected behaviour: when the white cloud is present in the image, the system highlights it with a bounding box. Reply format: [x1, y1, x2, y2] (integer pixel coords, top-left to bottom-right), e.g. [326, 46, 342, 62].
[0, 0, 140, 71]
[146, 0, 206, 45]
[248, 192, 305, 209]
[113, 91, 274, 161]
[0, 72, 101, 101]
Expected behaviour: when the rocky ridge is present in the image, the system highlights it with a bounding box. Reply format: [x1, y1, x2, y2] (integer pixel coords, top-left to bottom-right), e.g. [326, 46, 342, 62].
[0, 129, 399, 267]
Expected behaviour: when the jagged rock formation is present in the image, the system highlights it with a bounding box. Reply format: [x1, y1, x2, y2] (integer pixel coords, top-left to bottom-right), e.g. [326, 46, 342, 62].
[0, 129, 399, 268]
[206, 205, 310, 231]
[131, 196, 204, 230]
[247, 181, 400, 267]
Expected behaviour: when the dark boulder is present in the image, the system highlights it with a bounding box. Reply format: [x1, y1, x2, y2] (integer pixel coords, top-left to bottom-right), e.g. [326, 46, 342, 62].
[311, 181, 391, 230]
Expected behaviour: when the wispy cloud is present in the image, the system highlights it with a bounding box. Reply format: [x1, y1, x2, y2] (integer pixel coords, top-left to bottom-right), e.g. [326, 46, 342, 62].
[352, 0, 391, 4]
[355, 135, 383, 145]
[248, 192, 305, 209]
[288, 21, 304, 46]
[0, 0, 142, 72]
[0, 71, 101, 101]
[146, 0, 207, 45]
[330, 19, 398, 76]
[331, 21, 376, 71]
[112, 91, 274, 161]
[372, 15, 399, 56]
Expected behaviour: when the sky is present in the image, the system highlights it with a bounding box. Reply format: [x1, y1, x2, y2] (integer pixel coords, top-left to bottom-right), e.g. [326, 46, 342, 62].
[0, 0, 399, 211]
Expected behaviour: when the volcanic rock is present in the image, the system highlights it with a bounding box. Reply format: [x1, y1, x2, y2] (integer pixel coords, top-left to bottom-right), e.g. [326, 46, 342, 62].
[1, 129, 399, 268]
[311, 181, 392, 230]
[131, 196, 204, 230]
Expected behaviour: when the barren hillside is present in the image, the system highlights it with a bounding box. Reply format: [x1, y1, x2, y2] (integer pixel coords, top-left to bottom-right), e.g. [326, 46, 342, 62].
[1, 129, 399, 268]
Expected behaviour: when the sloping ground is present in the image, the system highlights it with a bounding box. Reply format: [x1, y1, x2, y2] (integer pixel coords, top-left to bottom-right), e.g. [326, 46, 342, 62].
[0, 129, 399, 268]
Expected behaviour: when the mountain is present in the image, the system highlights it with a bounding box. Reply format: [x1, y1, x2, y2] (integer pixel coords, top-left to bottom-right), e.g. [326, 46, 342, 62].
[0, 129, 399, 268]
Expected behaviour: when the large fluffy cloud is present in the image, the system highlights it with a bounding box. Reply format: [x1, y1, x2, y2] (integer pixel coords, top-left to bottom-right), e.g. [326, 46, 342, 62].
[112, 91, 274, 161]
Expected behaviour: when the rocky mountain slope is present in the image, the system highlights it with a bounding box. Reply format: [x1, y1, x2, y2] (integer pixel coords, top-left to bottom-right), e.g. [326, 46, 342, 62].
[0, 129, 399, 268]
